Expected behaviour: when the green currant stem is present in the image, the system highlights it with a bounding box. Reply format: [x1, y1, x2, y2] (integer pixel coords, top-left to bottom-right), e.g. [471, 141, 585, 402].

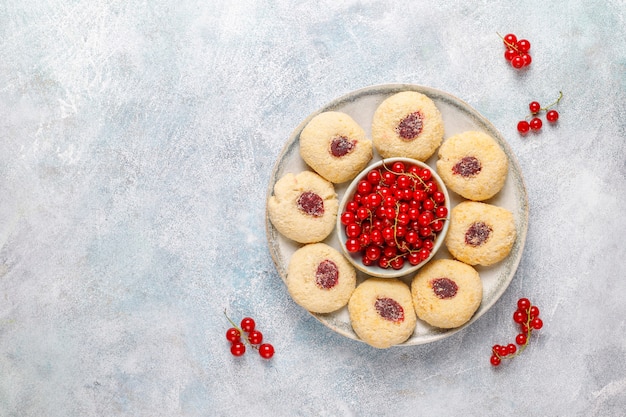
[543, 91, 563, 110]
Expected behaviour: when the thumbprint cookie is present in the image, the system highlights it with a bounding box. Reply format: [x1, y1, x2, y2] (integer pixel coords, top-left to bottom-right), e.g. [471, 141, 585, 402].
[299, 111, 373, 183]
[371, 91, 444, 161]
[436, 130, 508, 201]
[445, 201, 516, 266]
[268, 171, 338, 244]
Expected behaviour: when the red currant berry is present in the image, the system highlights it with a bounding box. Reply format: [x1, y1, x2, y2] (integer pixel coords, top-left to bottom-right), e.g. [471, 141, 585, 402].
[345, 238, 360, 253]
[507, 343, 517, 355]
[529, 101, 541, 114]
[435, 206, 448, 219]
[504, 49, 517, 61]
[517, 298, 531, 311]
[517, 120, 530, 134]
[340, 211, 355, 226]
[490, 354, 501, 366]
[391, 161, 405, 173]
[367, 169, 381, 184]
[226, 327, 241, 343]
[390, 257, 404, 270]
[516, 333, 527, 346]
[357, 180, 372, 195]
[365, 245, 381, 261]
[240, 317, 255, 333]
[513, 310, 527, 324]
[259, 343, 275, 359]
[531, 317, 543, 330]
[521, 53, 532, 66]
[248, 330, 263, 345]
[517, 39, 531, 52]
[511, 55, 524, 69]
[503, 33, 517, 46]
[546, 109, 559, 122]
[420, 168, 432, 181]
[345, 223, 361, 238]
[230, 342, 246, 356]
[529, 117, 542, 131]
[431, 220, 444, 232]
[529, 305, 540, 319]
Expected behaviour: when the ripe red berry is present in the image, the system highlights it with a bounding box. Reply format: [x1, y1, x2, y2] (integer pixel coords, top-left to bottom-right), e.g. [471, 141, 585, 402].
[515, 333, 527, 346]
[517, 120, 530, 134]
[529, 117, 543, 131]
[531, 317, 543, 330]
[503, 33, 517, 46]
[226, 327, 241, 343]
[240, 317, 255, 332]
[546, 109, 559, 122]
[504, 49, 516, 61]
[529, 306, 540, 319]
[230, 342, 246, 357]
[511, 55, 525, 69]
[507, 343, 517, 355]
[490, 355, 501, 366]
[529, 101, 541, 114]
[513, 310, 527, 324]
[517, 39, 531, 52]
[517, 298, 531, 311]
[248, 330, 263, 345]
[259, 343, 275, 359]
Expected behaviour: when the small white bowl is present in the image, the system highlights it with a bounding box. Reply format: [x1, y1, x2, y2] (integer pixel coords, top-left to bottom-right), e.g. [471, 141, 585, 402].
[336, 157, 451, 278]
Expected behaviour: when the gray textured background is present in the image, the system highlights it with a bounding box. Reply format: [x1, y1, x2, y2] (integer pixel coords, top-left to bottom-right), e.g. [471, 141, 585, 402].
[1, 1, 625, 416]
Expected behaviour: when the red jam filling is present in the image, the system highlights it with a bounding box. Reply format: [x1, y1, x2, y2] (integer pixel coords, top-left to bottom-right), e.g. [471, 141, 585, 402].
[297, 191, 324, 217]
[452, 156, 482, 178]
[315, 260, 339, 289]
[375, 297, 404, 322]
[396, 111, 424, 140]
[431, 277, 458, 299]
[465, 221, 493, 247]
[330, 136, 355, 157]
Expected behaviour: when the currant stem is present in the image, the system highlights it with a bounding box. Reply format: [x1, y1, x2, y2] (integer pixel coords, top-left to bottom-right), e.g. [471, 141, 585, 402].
[542, 91, 563, 111]
[524, 91, 563, 120]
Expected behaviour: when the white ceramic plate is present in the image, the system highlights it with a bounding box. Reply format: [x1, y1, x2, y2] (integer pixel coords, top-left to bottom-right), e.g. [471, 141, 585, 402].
[265, 84, 528, 346]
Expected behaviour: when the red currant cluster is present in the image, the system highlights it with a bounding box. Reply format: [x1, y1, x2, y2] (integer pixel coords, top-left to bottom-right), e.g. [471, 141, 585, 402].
[500, 33, 532, 69]
[225, 311, 275, 359]
[490, 297, 543, 366]
[340, 161, 447, 270]
[517, 91, 563, 134]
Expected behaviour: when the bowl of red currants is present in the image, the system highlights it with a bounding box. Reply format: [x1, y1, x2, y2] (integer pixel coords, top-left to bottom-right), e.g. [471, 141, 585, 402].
[337, 157, 451, 278]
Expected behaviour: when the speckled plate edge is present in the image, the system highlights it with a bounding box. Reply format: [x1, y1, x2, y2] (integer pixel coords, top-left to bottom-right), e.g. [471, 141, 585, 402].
[265, 83, 529, 346]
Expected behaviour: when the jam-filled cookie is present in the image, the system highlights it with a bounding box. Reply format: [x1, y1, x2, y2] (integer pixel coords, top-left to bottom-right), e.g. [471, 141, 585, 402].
[411, 259, 482, 329]
[348, 278, 417, 349]
[286, 243, 356, 314]
[436, 131, 508, 201]
[445, 201, 516, 266]
[267, 171, 338, 244]
[299, 111, 373, 184]
[371, 91, 444, 161]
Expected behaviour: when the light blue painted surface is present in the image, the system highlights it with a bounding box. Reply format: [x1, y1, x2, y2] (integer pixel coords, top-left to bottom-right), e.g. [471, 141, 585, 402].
[1, 1, 625, 416]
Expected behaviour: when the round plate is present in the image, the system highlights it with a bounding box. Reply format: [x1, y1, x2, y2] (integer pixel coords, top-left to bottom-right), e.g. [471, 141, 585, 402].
[265, 83, 529, 346]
